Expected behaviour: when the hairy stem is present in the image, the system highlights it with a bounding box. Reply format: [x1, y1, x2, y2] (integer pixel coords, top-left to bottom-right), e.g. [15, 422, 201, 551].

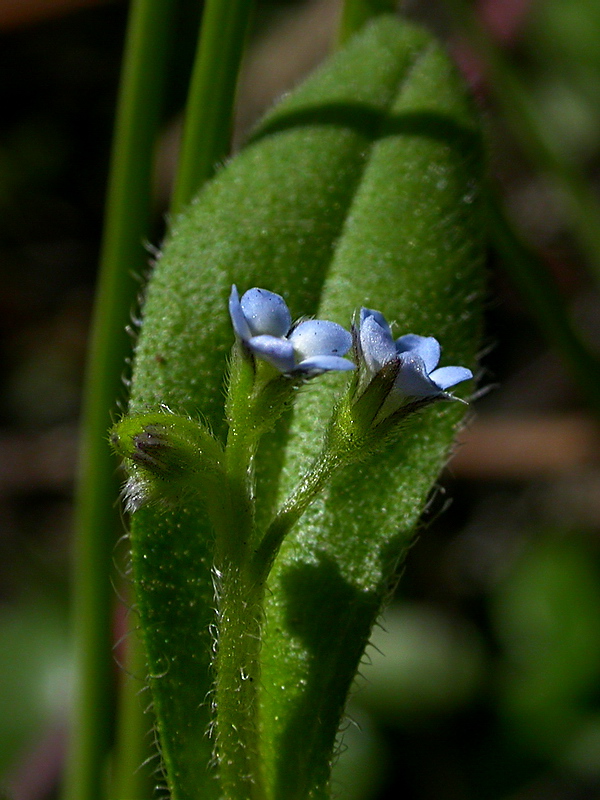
[213, 559, 267, 800]
[255, 452, 339, 573]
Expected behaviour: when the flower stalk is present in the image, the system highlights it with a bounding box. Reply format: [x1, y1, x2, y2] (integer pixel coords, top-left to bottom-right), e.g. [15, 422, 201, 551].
[212, 559, 267, 800]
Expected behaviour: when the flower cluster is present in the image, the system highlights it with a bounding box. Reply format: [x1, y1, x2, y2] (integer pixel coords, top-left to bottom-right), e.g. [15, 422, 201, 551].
[230, 286, 472, 410]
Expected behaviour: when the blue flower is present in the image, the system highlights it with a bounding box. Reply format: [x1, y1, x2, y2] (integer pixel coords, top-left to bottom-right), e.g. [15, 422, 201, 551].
[229, 286, 355, 376]
[358, 307, 472, 412]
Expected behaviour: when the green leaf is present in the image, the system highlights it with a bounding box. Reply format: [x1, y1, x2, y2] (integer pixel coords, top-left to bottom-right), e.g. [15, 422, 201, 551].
[259, 36, 484, 797]
[125, 15, 484, 799]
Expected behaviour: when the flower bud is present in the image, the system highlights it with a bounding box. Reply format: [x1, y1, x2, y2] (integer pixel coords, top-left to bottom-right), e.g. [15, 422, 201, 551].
[110, 412, 224, 512]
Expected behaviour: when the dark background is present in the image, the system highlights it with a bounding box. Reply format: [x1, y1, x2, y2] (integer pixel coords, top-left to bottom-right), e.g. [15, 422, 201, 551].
[2, 1, 600, 798]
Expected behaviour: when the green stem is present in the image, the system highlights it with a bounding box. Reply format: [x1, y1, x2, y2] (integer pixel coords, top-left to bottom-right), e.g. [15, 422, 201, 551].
[213, 353, 288, 798]
[213, 561, 267, 800]
[224, 360, 260, 552]
[170, 0, 254, 216]
[444, 0, 600, 285]
[214, 439, 266, 798]
[223, 353, 295, 550]
[488, 193, 600, 418]
[62, 2, 174, 799]
[337, 0, 398, 45]
[256, 452, 338, 573]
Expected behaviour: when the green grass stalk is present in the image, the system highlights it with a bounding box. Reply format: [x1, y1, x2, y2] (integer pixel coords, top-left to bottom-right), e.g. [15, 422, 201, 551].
[170, 0, 254, 216]
[62, 2, 175, 799]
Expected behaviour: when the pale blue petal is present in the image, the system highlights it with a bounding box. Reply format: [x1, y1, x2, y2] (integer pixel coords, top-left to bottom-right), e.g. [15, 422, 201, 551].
[296, 355, 355, 375]
[396, 334, 440, 373]
[229, 285, 252, 340]
[289, 319, 352, 360]
[429, 366, 472, 391]
[359, 315, 397, 374]
[394, 352, 442, 397]
[247, 335, 296, 373]
[240, 287, 291, 337]
[360, 307, 391, 336]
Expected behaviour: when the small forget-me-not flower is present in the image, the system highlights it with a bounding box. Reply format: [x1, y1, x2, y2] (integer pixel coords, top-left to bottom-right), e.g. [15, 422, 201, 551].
[229, 286, 354, 376]
[355, 307, 472, 419]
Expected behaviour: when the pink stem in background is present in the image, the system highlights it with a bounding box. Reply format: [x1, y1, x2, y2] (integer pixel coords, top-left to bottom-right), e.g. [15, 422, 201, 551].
[3, 722, 67, 800]
[451, 0, 537, 89]
[480, 0, 535, 43]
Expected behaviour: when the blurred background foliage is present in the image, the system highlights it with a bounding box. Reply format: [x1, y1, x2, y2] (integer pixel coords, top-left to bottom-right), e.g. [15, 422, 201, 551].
[1, 0, 600, 798]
